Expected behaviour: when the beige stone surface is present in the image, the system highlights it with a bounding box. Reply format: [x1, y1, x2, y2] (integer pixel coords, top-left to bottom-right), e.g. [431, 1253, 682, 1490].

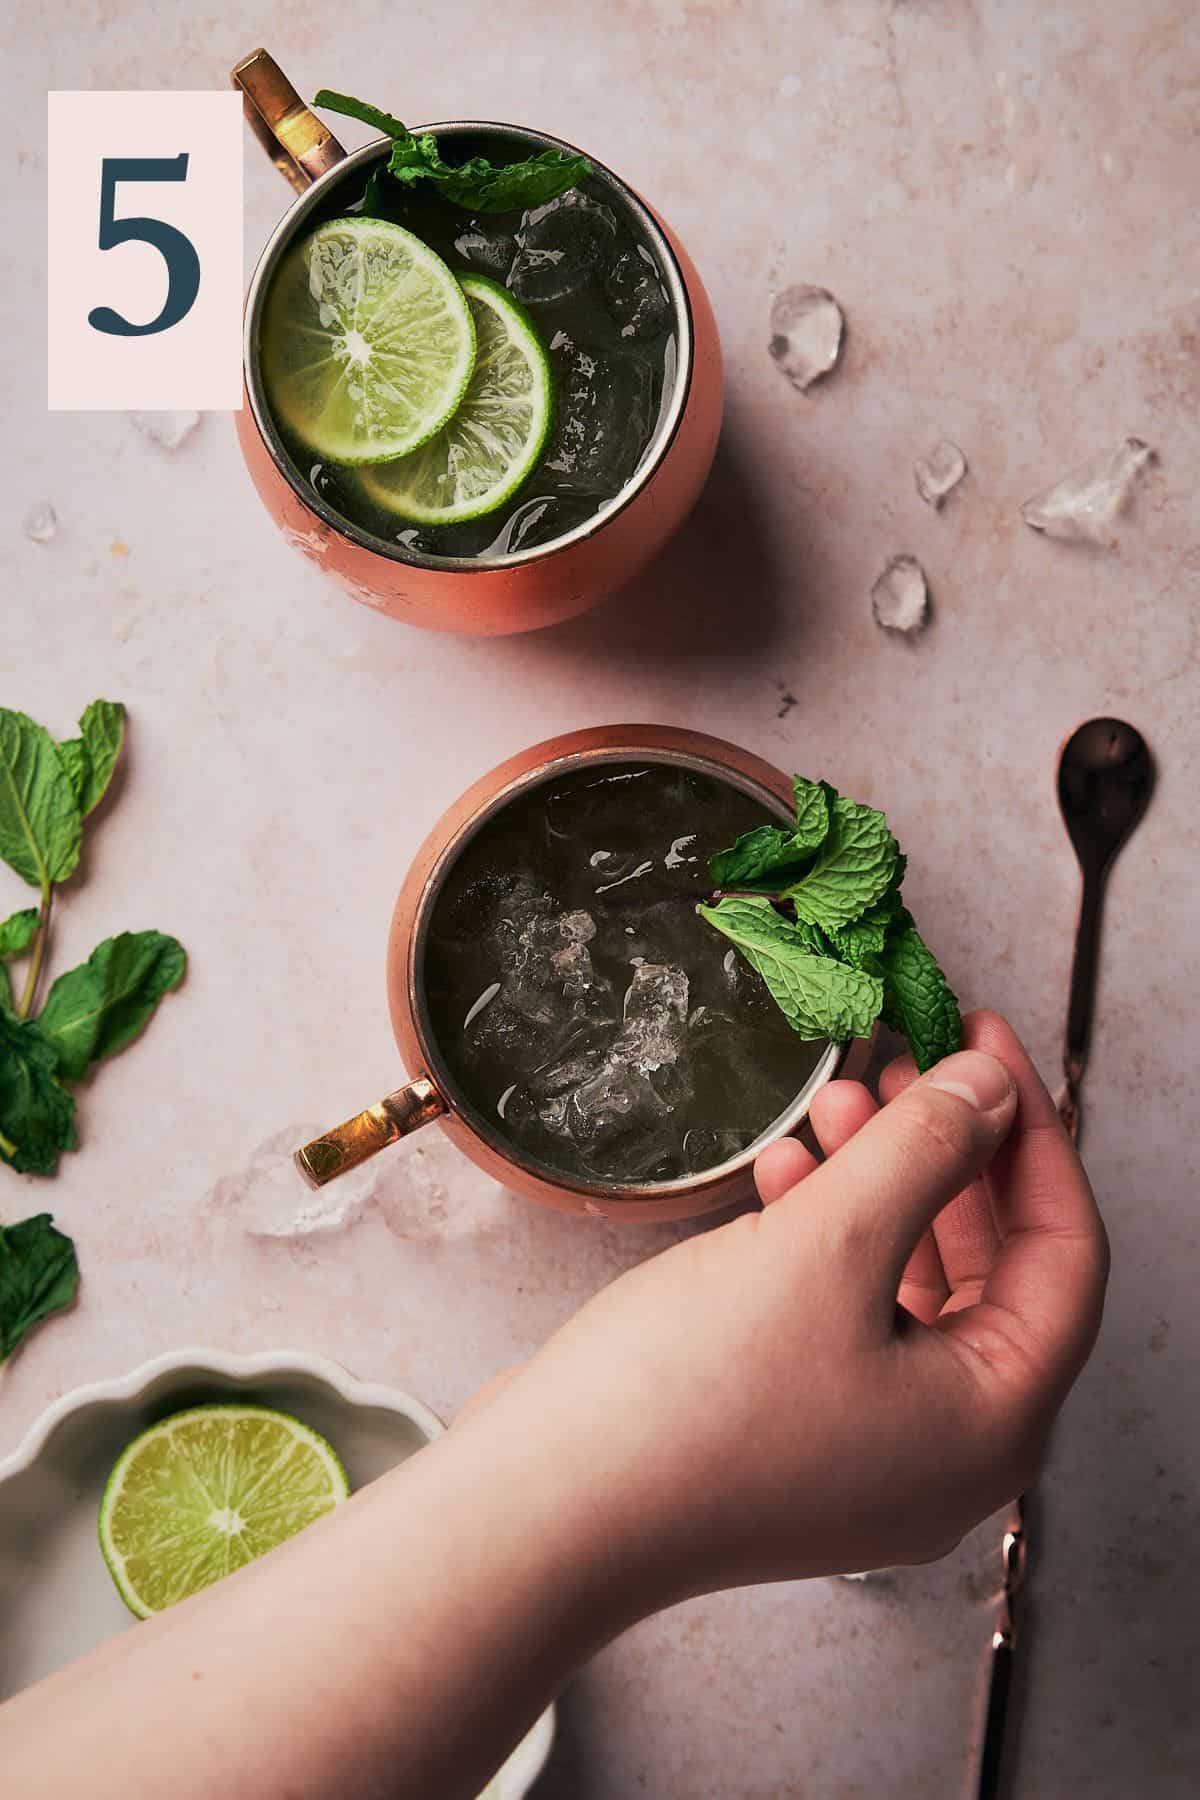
[2, 3, 1198, 1794]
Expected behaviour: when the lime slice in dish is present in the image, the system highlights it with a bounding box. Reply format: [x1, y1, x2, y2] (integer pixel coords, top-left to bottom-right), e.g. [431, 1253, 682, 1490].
[98, 1404, 350, 1619]
[260, 216, 476, 466]
[358, 273, 553, 525]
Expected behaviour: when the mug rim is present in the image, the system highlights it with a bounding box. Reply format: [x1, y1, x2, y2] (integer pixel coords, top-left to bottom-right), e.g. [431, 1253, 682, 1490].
[405, 742, 846, 1206]
[243, 123, 695, 576]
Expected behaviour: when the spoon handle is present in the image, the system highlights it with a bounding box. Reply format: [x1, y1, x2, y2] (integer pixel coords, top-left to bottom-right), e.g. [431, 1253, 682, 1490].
[1059, 865, 1105, 1141]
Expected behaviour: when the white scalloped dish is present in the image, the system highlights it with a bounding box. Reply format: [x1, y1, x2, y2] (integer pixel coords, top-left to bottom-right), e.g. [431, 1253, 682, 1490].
[0, 1348, 554, 1797]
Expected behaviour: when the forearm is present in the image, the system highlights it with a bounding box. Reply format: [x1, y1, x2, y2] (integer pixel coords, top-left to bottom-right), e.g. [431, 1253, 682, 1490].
[0, 1392, 638, 1799]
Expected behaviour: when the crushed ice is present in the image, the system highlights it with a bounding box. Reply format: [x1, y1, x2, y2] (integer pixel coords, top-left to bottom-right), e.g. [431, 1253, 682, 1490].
[914, 440, 967, 509]
[768, 285, 844, 390]
[1021, 437, 1155, 546]
[507, 962, 692, 1180]
[22, 501, 58, 543]
[130, 410, 201, 451]
[205, 1121, 509, 1244]
[871, 555, 930, 636]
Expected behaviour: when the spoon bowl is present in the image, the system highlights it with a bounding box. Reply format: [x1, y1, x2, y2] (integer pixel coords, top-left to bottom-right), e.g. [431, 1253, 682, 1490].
[1055, 716, 1154, 1136]
[1057, 717, 1154, 876]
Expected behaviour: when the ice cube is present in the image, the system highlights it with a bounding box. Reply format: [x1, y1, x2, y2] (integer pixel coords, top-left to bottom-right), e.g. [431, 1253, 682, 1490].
[602, 248, 671, 339]
[130, 410, 200, 451]
[542, 345, 656, 496]
[22, 500, 58, 544]
[465, 905, 615, 1070]
[508, 189, 618, 305]
[620, 962, 689, 1072]
[453, 221, 518, 281]
[683, 1127, 755, 1172]
[769, 285, 844, 390]
[914, 440, 967, 508]
[507, 963, 692, 1176]
[205, 1123, 381, 1238]
[871, 555, 930, 635]
[1021, 438, 1154, 546]
[491, 495, 566, 555]
[374, 1131, 509, 1243]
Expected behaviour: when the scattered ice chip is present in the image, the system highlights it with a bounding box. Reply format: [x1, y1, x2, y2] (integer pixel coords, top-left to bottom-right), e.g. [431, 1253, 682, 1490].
[768, 285, 844, 390]
[602, 248, 671, 339]
[130, 410, 200, 451]
[22, 500, 58, 543]
[205, 1123, 382, 1238]
[871, 555, 930, 635]
[1021, 437, 1155, 546]
[508, 190, 618, 305]
[914, 439, 967, 508]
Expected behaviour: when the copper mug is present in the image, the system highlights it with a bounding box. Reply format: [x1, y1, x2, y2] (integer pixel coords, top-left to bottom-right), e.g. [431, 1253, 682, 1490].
[298, 726, 863, 1223]
[231, 50, 723, 636]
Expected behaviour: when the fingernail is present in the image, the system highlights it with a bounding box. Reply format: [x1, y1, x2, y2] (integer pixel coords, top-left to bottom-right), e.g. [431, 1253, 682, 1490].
[926, 1050, 1013, 1113]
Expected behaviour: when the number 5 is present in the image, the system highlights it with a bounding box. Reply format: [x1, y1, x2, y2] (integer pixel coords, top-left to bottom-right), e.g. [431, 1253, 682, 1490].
[87, 155, 201, 338]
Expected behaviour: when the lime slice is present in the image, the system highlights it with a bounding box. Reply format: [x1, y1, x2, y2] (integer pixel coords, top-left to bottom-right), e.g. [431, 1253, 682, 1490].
[260, 217, 476, 465]
[98, 1404, 350, 1619]
[358, 274, 553, 525]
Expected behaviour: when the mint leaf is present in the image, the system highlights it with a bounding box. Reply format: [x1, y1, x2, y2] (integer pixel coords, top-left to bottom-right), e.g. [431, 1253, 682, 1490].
[57, 699, 125, 819]
[879, 925, 961, 1072]
[0, 1012, 76, 1174]
[710, 825, 813, 889]
[0, 1214, 79, 1360]
[698, 897, 882, 1042]
[312, 90, 411, 139]
[827, 891, 907, 971]
[0, 709, 82, 890]
[37, 931, 186, 1082]
[316, 89, 591, 214]
[783, 795, 899, 931]
[0, 908, 39, 1012]
[791, 777, 834, 852]
[426, 150, 593, 214]
[0, 908, 38, 957]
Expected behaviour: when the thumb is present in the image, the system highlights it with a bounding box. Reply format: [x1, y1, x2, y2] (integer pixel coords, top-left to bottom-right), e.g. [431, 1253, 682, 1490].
[785, 1050, 1018, 1319]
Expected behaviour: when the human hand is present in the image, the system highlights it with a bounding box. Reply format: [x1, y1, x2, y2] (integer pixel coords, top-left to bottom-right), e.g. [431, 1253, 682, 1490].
[464, 1011, 1108, 1606]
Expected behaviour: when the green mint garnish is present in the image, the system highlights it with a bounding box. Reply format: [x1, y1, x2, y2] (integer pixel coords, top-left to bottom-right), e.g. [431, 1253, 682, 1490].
[703, 778, 960, 1073]
[782, 795, 900, 931]
[878, 923, 963, 1073]
[0, 701, 186, 1357]
[38, 931, 187, 1083]
[698, 897, 884, 1042]
[314, 90, 592, 214]
[0, 1009, 77, 1176]
[0, 1213, 79, 1361]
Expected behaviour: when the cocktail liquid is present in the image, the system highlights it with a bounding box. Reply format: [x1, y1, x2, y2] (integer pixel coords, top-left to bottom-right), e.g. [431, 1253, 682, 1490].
[423, 763, 826, 1185]
[259, 144, 677, 560]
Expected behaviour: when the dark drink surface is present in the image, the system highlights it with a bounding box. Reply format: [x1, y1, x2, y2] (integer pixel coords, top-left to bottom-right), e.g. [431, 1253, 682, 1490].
[422, 763, 826, 1185]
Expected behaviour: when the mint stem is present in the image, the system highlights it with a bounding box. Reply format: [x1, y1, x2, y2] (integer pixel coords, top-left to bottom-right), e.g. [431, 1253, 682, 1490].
[17, 882, 52, 1020]
[0, 1129, 15, 1162]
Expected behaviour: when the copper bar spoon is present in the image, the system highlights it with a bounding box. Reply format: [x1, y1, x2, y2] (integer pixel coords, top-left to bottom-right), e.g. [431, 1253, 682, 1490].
[1055, 717, 1155, 1142]
[975, 717, 1153, 1800]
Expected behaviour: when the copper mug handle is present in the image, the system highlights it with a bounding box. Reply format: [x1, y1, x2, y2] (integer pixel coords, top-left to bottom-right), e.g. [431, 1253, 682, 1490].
[296, 1077, 448, 1188]
[231, 48, 348, 193]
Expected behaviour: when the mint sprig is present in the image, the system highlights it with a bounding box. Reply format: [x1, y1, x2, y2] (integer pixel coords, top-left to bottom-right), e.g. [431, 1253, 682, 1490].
[0, 701, 187, 1360]
[314, 90, 592, 214]
[703, 778, 960, 1072]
